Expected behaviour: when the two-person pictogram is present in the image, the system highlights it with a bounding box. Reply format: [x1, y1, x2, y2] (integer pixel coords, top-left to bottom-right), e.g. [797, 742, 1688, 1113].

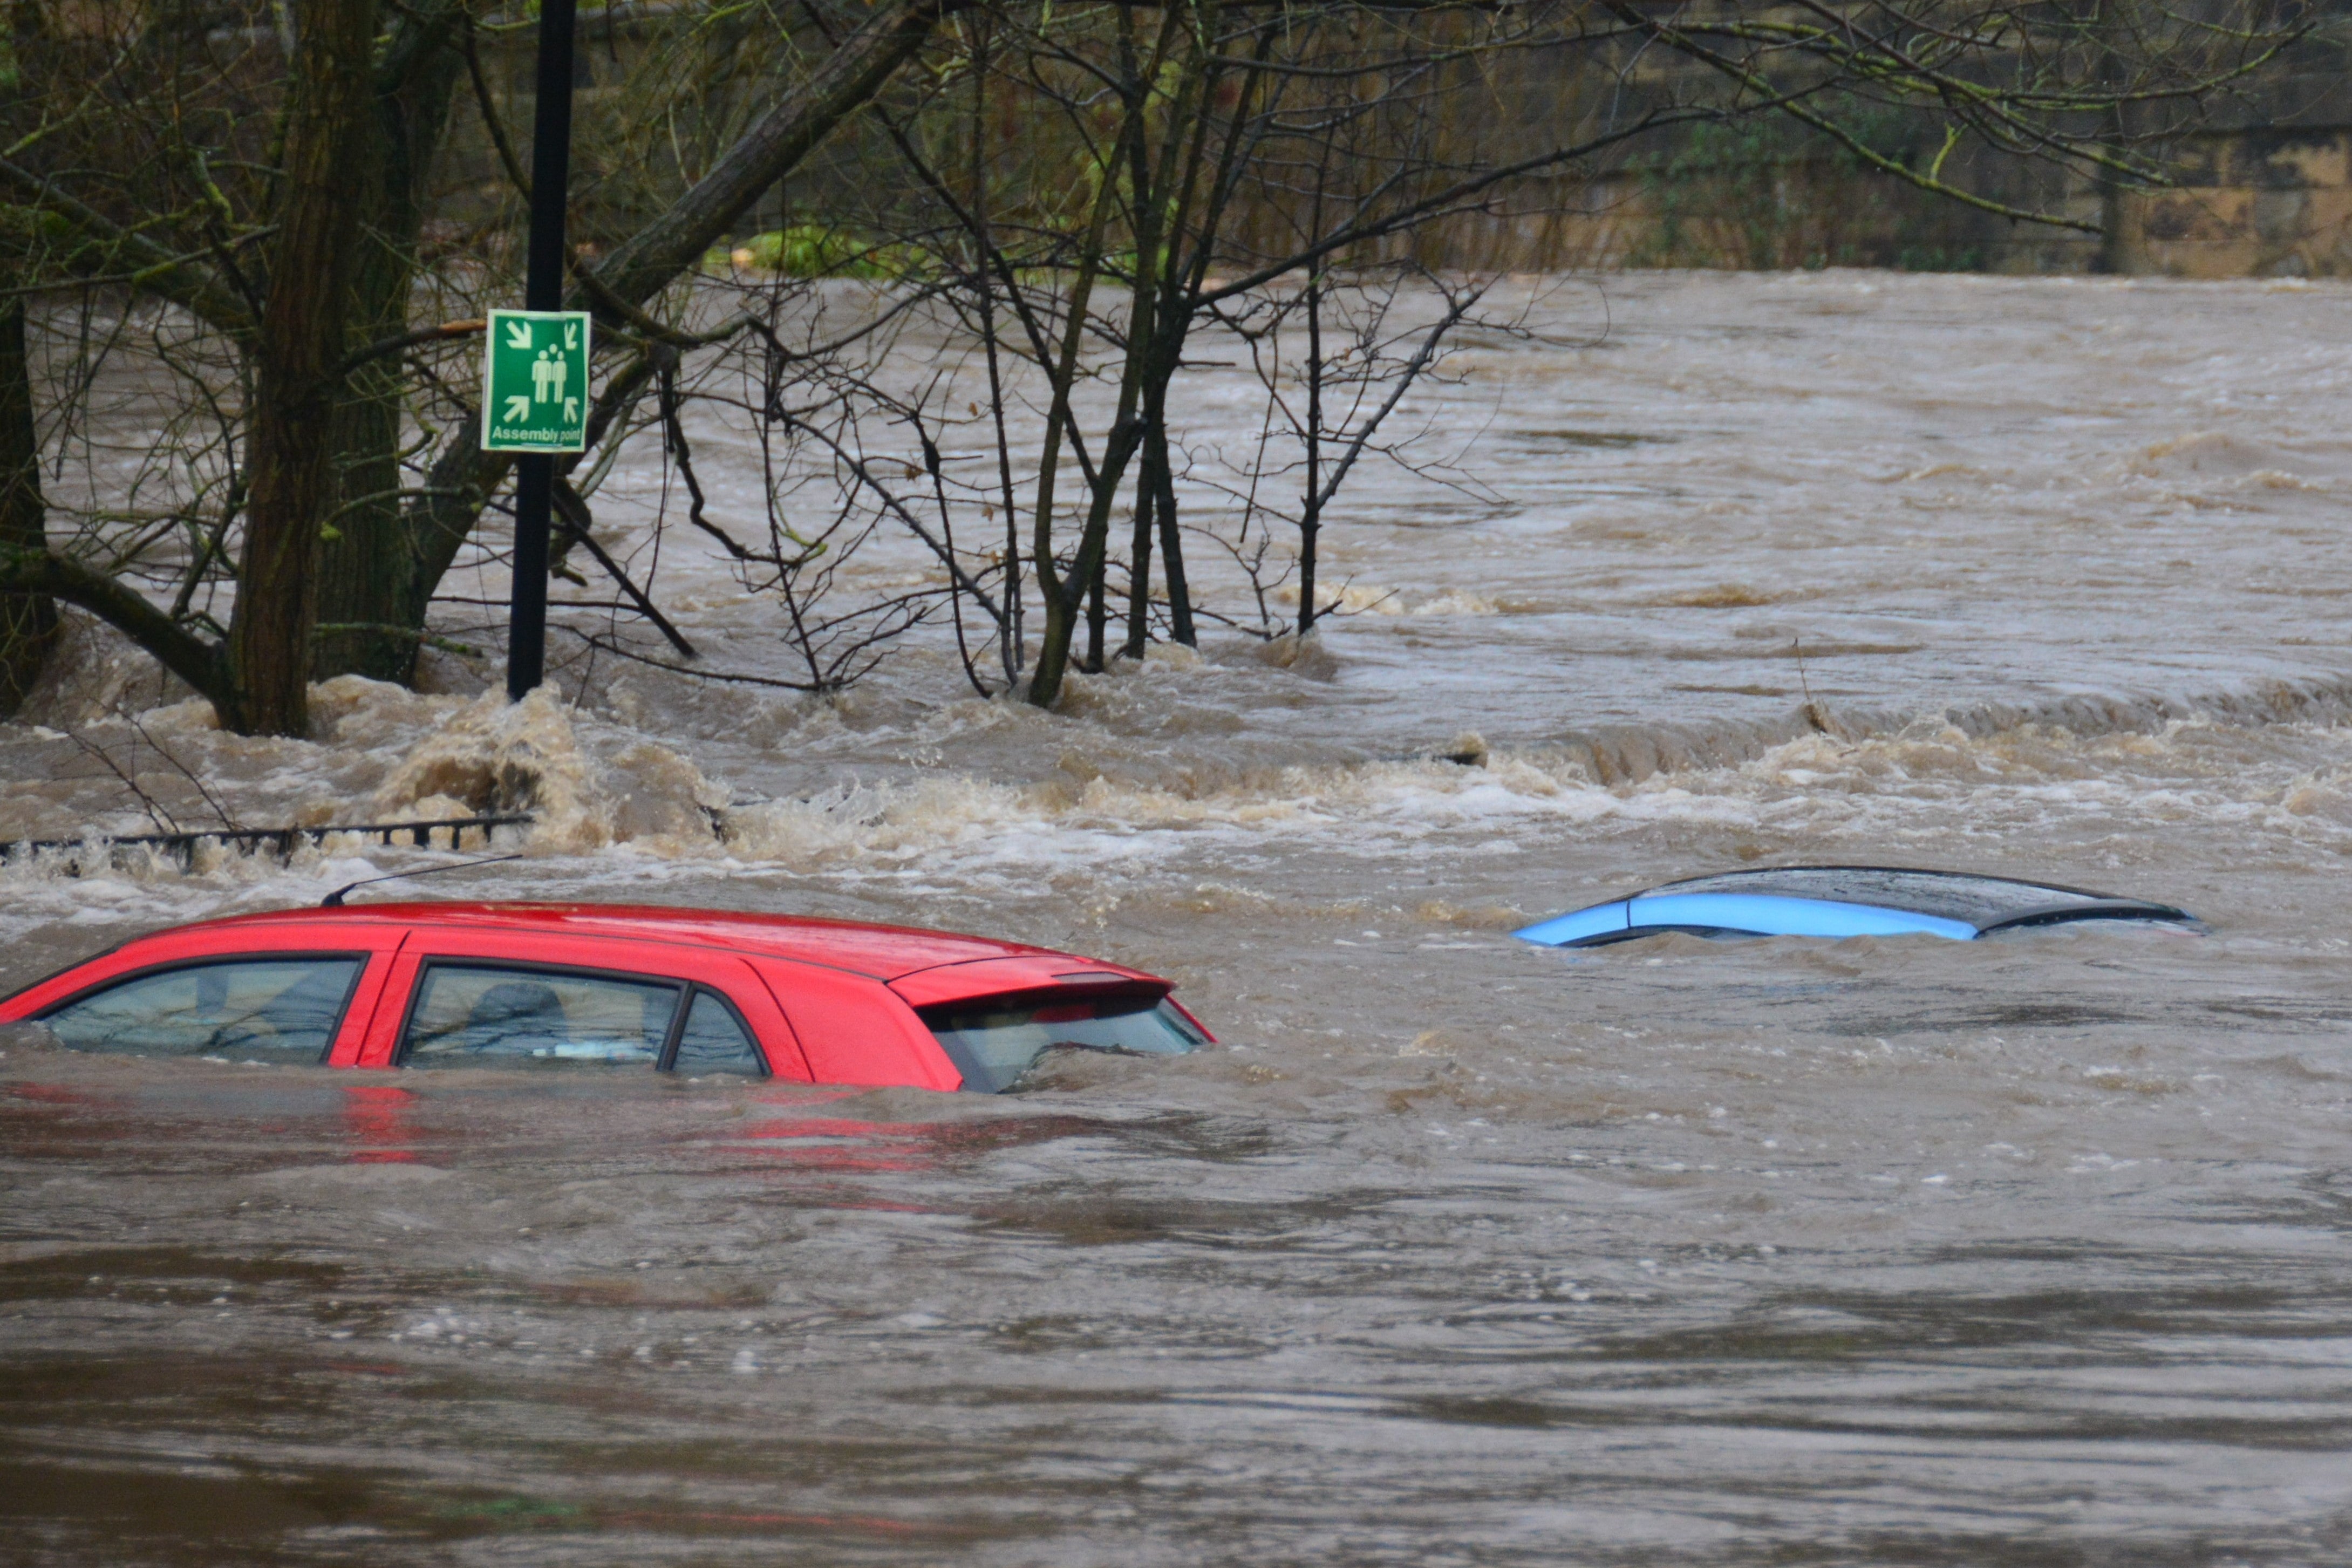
[481, 310, 590, 453]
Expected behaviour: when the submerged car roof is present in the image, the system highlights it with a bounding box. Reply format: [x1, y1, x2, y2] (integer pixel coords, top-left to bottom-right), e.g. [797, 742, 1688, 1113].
[156, 902, 1073, 981]
[1516, 865, 2197, 947]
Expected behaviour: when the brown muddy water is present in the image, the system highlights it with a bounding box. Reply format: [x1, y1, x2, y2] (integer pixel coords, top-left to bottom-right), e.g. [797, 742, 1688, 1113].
[4, 271, 2351, 1564]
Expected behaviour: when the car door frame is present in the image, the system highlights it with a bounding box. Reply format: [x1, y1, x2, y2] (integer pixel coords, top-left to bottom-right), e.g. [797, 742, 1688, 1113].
[4, 920, 411, 1065]
[347, 926, 812, 1079]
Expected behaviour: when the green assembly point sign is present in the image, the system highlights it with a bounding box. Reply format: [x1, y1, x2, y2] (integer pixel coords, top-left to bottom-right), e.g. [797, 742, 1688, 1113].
[480, 309, 591, 453]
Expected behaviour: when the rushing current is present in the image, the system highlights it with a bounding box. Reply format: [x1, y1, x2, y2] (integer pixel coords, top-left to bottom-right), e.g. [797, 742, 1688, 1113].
[4, 270, 2351, 1564]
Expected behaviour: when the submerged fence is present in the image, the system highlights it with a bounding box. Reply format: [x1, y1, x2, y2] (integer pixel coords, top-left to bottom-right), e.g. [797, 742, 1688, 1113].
[0, 814, 535, 875]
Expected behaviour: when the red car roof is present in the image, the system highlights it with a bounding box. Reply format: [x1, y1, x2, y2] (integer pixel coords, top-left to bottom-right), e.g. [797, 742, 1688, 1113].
[0, 901, 1206, 1089]
[157, 902, 1088, 983]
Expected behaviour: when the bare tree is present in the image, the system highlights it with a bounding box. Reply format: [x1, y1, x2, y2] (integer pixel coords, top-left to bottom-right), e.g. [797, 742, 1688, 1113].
[0, 0, 2306, 732]
[1211, 267, 1502, 638]
[0, 0, 971, 733]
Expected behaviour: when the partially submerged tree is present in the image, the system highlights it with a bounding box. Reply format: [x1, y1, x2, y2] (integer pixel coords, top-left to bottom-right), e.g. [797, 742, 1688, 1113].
[1229, 269, 1503, 638]
[0, 0, 476, 731]
[815, 0, 1697, 705]
[806, 0, 2304, 707]
[0, 0, 968, 732]
[0, 0, 2308, 730]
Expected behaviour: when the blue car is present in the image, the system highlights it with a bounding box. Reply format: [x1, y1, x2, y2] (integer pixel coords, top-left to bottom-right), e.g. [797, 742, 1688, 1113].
[1515, 866, 2199, 948]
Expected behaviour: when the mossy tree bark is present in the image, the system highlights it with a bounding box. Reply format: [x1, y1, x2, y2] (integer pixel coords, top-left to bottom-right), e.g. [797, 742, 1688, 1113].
[314, 0, 471, 684]
[0, 293, 56, 719]
[230, 0, 383, 736]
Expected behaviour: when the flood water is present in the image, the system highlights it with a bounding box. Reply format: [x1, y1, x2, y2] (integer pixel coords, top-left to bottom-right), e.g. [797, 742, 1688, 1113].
[4, 270, 2352, 1564]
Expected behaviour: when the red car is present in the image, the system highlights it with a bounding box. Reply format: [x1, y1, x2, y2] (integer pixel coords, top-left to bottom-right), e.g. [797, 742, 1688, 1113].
[0, 903, 1212, 1093]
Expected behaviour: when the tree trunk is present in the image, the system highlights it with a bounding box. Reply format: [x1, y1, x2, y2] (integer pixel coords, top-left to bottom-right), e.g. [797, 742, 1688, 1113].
[0, 295, 57, 718]
[1154, 446, 1193, 646]
[230, 0, 381, 735]
[315, 0, 469, 683]
[1085, 537, 1107, 671]
[1123, 456, 1154, 660]
[1140, 396, 1195, 646]
[1028, 419, 1144, 708]
[1298, 267, 1324, 637]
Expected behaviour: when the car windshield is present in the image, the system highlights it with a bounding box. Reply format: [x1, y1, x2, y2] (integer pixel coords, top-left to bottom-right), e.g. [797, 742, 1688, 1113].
[925, 994, 1206, 1093]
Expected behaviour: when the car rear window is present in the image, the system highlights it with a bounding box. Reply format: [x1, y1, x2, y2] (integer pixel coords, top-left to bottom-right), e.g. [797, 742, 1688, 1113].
[40, 956, 364, 1062]
[924, 994, 1207, 1093]
[401, 964, 680, 1067]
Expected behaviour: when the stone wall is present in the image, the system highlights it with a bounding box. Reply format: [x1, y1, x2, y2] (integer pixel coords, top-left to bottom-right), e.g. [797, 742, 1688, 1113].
[2115, 128, 2352, 277]
[458, 4, 2352, 281]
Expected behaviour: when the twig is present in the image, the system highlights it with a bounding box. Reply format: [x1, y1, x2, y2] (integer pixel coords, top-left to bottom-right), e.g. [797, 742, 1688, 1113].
[549, 625, 823, 691]
[463, 17, 533, 202]
[1792, 637, 1828, 733]
[549, 478, 699, 659]
[61, 727, 178, 834]
[118, 707, 242, 831]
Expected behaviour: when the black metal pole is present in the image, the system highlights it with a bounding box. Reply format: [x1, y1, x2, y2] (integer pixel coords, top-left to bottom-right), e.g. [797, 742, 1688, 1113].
[506, 0, 579, 702]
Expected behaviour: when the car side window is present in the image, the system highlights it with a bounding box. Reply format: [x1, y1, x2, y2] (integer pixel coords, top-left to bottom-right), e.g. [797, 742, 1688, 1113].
[41, 957, 364, 1062]
[401, 964, 681, 1067]
[667, 988, 767, 1076]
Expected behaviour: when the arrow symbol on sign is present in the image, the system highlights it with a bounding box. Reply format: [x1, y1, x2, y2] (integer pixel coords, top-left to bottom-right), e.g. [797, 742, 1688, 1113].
[503, 393, 531, 423]
[563, 397, 579, 422]
[505, 320, 533, 349]
[563, 323, 578, 349]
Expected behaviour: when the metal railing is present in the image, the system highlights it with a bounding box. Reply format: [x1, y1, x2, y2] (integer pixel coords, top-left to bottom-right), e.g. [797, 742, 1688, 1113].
[1, 814, 535, 872]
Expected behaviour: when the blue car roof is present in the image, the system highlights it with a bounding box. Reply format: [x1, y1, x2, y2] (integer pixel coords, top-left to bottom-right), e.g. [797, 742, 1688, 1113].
[1515, 866, 2196, 947]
